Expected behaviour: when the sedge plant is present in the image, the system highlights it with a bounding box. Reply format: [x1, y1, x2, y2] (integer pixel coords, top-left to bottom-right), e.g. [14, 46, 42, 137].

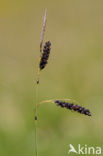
[34, 9, 91, 156]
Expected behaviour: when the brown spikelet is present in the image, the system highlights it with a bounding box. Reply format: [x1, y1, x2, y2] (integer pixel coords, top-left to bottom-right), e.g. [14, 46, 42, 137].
[55, 100, 91, 116]
[39, 41, 51, 70]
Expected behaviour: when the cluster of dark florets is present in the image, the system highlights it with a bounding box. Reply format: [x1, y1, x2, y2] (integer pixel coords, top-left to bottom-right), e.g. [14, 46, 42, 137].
[39, 41, 51, 70]
[55, 100, 91, 116]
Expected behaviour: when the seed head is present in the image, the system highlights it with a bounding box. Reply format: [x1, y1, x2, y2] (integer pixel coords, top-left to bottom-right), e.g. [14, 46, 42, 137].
[39, 41, 51, 70]
[55, 100, 91, 116]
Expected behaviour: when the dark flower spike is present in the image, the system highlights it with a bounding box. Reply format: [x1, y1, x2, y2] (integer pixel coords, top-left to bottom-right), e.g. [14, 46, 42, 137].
[37, 99, 91, 117]
[39, 41, 51, 70]
[55, 100, 91, 116]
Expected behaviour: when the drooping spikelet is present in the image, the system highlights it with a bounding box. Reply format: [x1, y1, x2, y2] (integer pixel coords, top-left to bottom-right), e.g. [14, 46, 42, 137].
[55, 100, 91, 116]
[39, 41, 51, 70]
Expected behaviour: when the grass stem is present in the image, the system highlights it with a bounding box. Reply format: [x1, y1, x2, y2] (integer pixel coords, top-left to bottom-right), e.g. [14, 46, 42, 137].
[34, 83, 39, 156]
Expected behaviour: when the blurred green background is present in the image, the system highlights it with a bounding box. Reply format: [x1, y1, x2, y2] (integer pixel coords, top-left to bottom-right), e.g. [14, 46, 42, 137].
[0, 0, 103, 156]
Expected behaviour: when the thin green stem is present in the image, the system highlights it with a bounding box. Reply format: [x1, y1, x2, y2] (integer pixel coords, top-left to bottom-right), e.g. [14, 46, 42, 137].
[34, 83, 39, 156]
[34, 119, 38, 156]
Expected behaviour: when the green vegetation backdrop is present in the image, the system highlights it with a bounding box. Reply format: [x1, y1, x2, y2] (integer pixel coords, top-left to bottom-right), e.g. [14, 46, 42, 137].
[0, 0, 103, 156]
